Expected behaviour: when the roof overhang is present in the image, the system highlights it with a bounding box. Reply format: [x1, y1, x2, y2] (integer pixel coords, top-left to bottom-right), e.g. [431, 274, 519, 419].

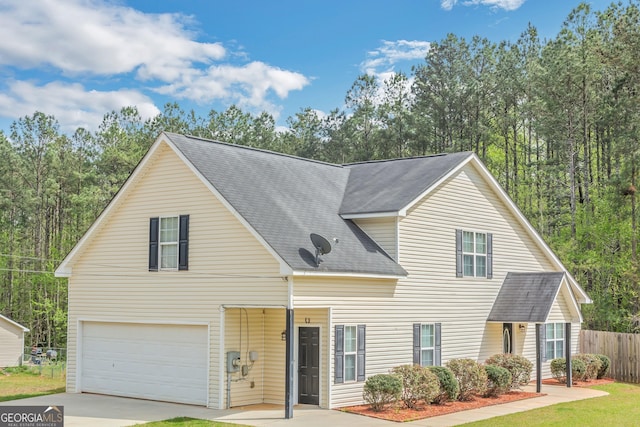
[0, 314, 29, 332]
[487, 272, 583, 324]
[291, 270, 405, 280]
[340, 211, 402, 219]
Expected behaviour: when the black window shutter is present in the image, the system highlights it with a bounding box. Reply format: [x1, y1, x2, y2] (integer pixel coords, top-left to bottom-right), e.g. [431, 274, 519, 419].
[149, 217, 159, 271]
[357, 324, 366, 382]
[486, 233, 493, 279]
[435, 323, 442, 366]
[178, 215, 189, 270]
[335, 325, 344, 384]
[455, 229, 463, 277]
[413, 323, 421, 365]
[540, 323, 547, 362]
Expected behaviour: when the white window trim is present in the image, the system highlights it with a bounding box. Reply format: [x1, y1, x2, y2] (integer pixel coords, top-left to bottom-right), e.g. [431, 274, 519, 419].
[545, 322, 565, 360]
[159, 216, 179, 271]
[462, 230, 487, 278]
[420, 323, 435, 367]
[343, 325, 358, 383]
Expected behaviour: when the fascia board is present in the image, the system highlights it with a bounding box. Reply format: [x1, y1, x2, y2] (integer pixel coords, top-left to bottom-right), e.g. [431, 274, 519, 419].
[292, 270, 405, 280]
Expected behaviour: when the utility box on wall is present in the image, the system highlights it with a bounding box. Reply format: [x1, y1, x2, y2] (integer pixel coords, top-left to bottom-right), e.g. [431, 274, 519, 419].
[226, 351, 240, 373]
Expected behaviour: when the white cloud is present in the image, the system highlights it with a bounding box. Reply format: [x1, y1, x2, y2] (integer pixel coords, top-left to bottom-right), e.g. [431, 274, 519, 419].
[441, 0, 526, 11]
[361, 40, 431, 76]
[0, 0, 225, 78]
[155, 61, 309, 114]
[0, 80, 160, 132]
[0, 0, 311, 130]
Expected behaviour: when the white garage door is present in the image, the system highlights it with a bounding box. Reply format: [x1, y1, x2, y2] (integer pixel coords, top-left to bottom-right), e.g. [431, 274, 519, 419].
[81, 322, 208, 405]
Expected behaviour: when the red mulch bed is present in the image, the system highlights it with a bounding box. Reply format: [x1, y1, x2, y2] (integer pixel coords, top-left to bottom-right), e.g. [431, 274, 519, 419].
[341, 391, 543, 423]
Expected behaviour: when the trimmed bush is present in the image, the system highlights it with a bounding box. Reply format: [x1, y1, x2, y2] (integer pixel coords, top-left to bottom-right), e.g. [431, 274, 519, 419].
[595, 354, 611, 379]
[485, 353, 533, 388]
[391, 364, 440, 409]
[573, 354, 602, 381]
[550, 357, 586, 383]
[484, 365, 512, 397]
[445, 358, 488, 401]
[363, 374, 402, 412]
[428, 366, 460, 404]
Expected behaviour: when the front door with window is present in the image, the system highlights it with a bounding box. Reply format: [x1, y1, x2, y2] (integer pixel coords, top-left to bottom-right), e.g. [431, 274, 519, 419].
[503, 323, 513, 354]
[298, 327, 320, 405]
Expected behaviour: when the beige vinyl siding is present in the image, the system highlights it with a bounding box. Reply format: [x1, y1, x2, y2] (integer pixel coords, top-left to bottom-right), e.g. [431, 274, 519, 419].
[263, 309, 286, 404]
[295, 162, 583, 408]
[353, 217, 398, 260]
[0, 321, 25, 367]
[66, 142, 285, 408]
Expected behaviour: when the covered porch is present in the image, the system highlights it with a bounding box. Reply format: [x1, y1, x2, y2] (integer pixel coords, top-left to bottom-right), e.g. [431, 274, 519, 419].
[221, 306, 331, 413]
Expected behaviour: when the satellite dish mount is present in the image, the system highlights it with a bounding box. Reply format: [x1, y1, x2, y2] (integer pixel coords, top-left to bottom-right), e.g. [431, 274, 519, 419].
[310, 233, 332, 267]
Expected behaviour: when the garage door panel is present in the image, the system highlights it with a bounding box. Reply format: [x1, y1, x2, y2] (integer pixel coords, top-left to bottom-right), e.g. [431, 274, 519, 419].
[81, 322, 207, 405]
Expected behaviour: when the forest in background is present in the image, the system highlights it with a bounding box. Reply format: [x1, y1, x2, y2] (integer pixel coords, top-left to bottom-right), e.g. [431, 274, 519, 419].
[1, 1, 640, 348]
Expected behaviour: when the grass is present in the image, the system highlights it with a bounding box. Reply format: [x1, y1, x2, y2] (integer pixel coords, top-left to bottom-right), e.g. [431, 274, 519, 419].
[461, 382, 640, 426]
[0, 364, 66, 402]
[134, 418, 250, 427]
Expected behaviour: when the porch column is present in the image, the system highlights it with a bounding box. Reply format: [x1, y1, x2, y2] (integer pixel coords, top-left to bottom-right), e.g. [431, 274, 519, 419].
[565, 322, 572, 388]
[535, 323, 542, 393]
[285, 308, 294, 419]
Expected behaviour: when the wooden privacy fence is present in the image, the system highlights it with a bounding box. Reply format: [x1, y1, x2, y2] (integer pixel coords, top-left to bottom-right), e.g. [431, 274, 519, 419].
[580, 329, 640, 383]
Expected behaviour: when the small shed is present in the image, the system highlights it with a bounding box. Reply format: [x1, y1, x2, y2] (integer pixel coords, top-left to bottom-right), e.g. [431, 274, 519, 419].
[0, 314, 29, 367]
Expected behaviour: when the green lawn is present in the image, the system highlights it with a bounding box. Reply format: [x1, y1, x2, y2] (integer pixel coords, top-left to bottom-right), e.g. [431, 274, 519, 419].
[462, 382, 640, 426]
[0, 365, 66, 402]
[135, 418, 249, 427]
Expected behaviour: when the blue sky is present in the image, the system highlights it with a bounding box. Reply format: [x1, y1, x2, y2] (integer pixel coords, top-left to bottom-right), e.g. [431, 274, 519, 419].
[0, 0, 615, 133]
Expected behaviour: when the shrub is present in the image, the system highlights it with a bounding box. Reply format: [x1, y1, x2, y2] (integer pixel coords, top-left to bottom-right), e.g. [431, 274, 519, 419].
[550, 357, 586, 383]
[362, 374, 402, 412]
[445, 358, 488, 401]
[484, 365, 512, 397]
[428, 366, 460, 404]
[485, 353, 533, 388]
[595, 354, 611, 379]
[572, 354, 602, 381]
[391, 364, 440, 409]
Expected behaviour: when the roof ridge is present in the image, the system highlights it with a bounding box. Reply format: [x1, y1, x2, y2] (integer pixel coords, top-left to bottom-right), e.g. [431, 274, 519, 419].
[343, 151, 472, 166]
[165, 132, 344, 169]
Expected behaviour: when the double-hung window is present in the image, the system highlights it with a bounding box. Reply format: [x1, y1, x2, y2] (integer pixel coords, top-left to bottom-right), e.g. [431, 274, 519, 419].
[456, 229, 493, 278]
[160, 217, 179, 269]
[335, 324, 365, 383]
[545, 323, 564, 360]
[420, 324, 435, 366]
[413, 323, 441, 366]
[344, 326, 358, 382]
[149, 215, 189, 271]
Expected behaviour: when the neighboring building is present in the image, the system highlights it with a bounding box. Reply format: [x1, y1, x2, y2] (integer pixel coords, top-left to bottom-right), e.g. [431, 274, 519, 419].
[55, 132, 590, 411]
[0, 314, 29, 367]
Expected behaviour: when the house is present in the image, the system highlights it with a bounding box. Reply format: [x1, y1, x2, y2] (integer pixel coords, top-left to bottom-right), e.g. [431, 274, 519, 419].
[0, 314, 29, 367]
[55, 132, 590, 414]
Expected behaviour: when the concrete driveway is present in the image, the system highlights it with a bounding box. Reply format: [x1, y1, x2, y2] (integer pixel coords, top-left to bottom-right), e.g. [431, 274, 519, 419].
[0, 384, 608, 427]
[0, 393, 389, 427]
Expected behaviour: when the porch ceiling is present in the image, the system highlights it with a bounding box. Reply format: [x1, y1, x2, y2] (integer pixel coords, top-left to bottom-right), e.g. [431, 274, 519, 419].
[487, 272, 565, 323]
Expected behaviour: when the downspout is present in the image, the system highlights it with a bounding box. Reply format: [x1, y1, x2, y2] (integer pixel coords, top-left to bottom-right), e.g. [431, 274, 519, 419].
[285, 276, 294, 419]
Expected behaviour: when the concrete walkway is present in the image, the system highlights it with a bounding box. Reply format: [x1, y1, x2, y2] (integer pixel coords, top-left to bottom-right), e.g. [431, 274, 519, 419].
[0, 384, 608, 427]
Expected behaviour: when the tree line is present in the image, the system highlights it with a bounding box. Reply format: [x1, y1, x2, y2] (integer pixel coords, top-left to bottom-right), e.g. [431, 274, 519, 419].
[1, 1, 639, 347]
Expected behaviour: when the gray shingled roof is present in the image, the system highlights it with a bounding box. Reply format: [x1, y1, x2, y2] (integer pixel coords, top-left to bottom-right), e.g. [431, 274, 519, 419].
[166, 133, 410, 276]
[340, 152, 473, 215]
[487, 272, 566, 323]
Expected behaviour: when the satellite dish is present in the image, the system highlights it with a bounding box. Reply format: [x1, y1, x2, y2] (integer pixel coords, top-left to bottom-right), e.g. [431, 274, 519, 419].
[310, 233, 332, 266]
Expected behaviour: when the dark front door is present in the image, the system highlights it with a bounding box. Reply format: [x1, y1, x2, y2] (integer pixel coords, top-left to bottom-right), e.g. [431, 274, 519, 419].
[298, 327, 320, 405]
[503, 323, 513, 354]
